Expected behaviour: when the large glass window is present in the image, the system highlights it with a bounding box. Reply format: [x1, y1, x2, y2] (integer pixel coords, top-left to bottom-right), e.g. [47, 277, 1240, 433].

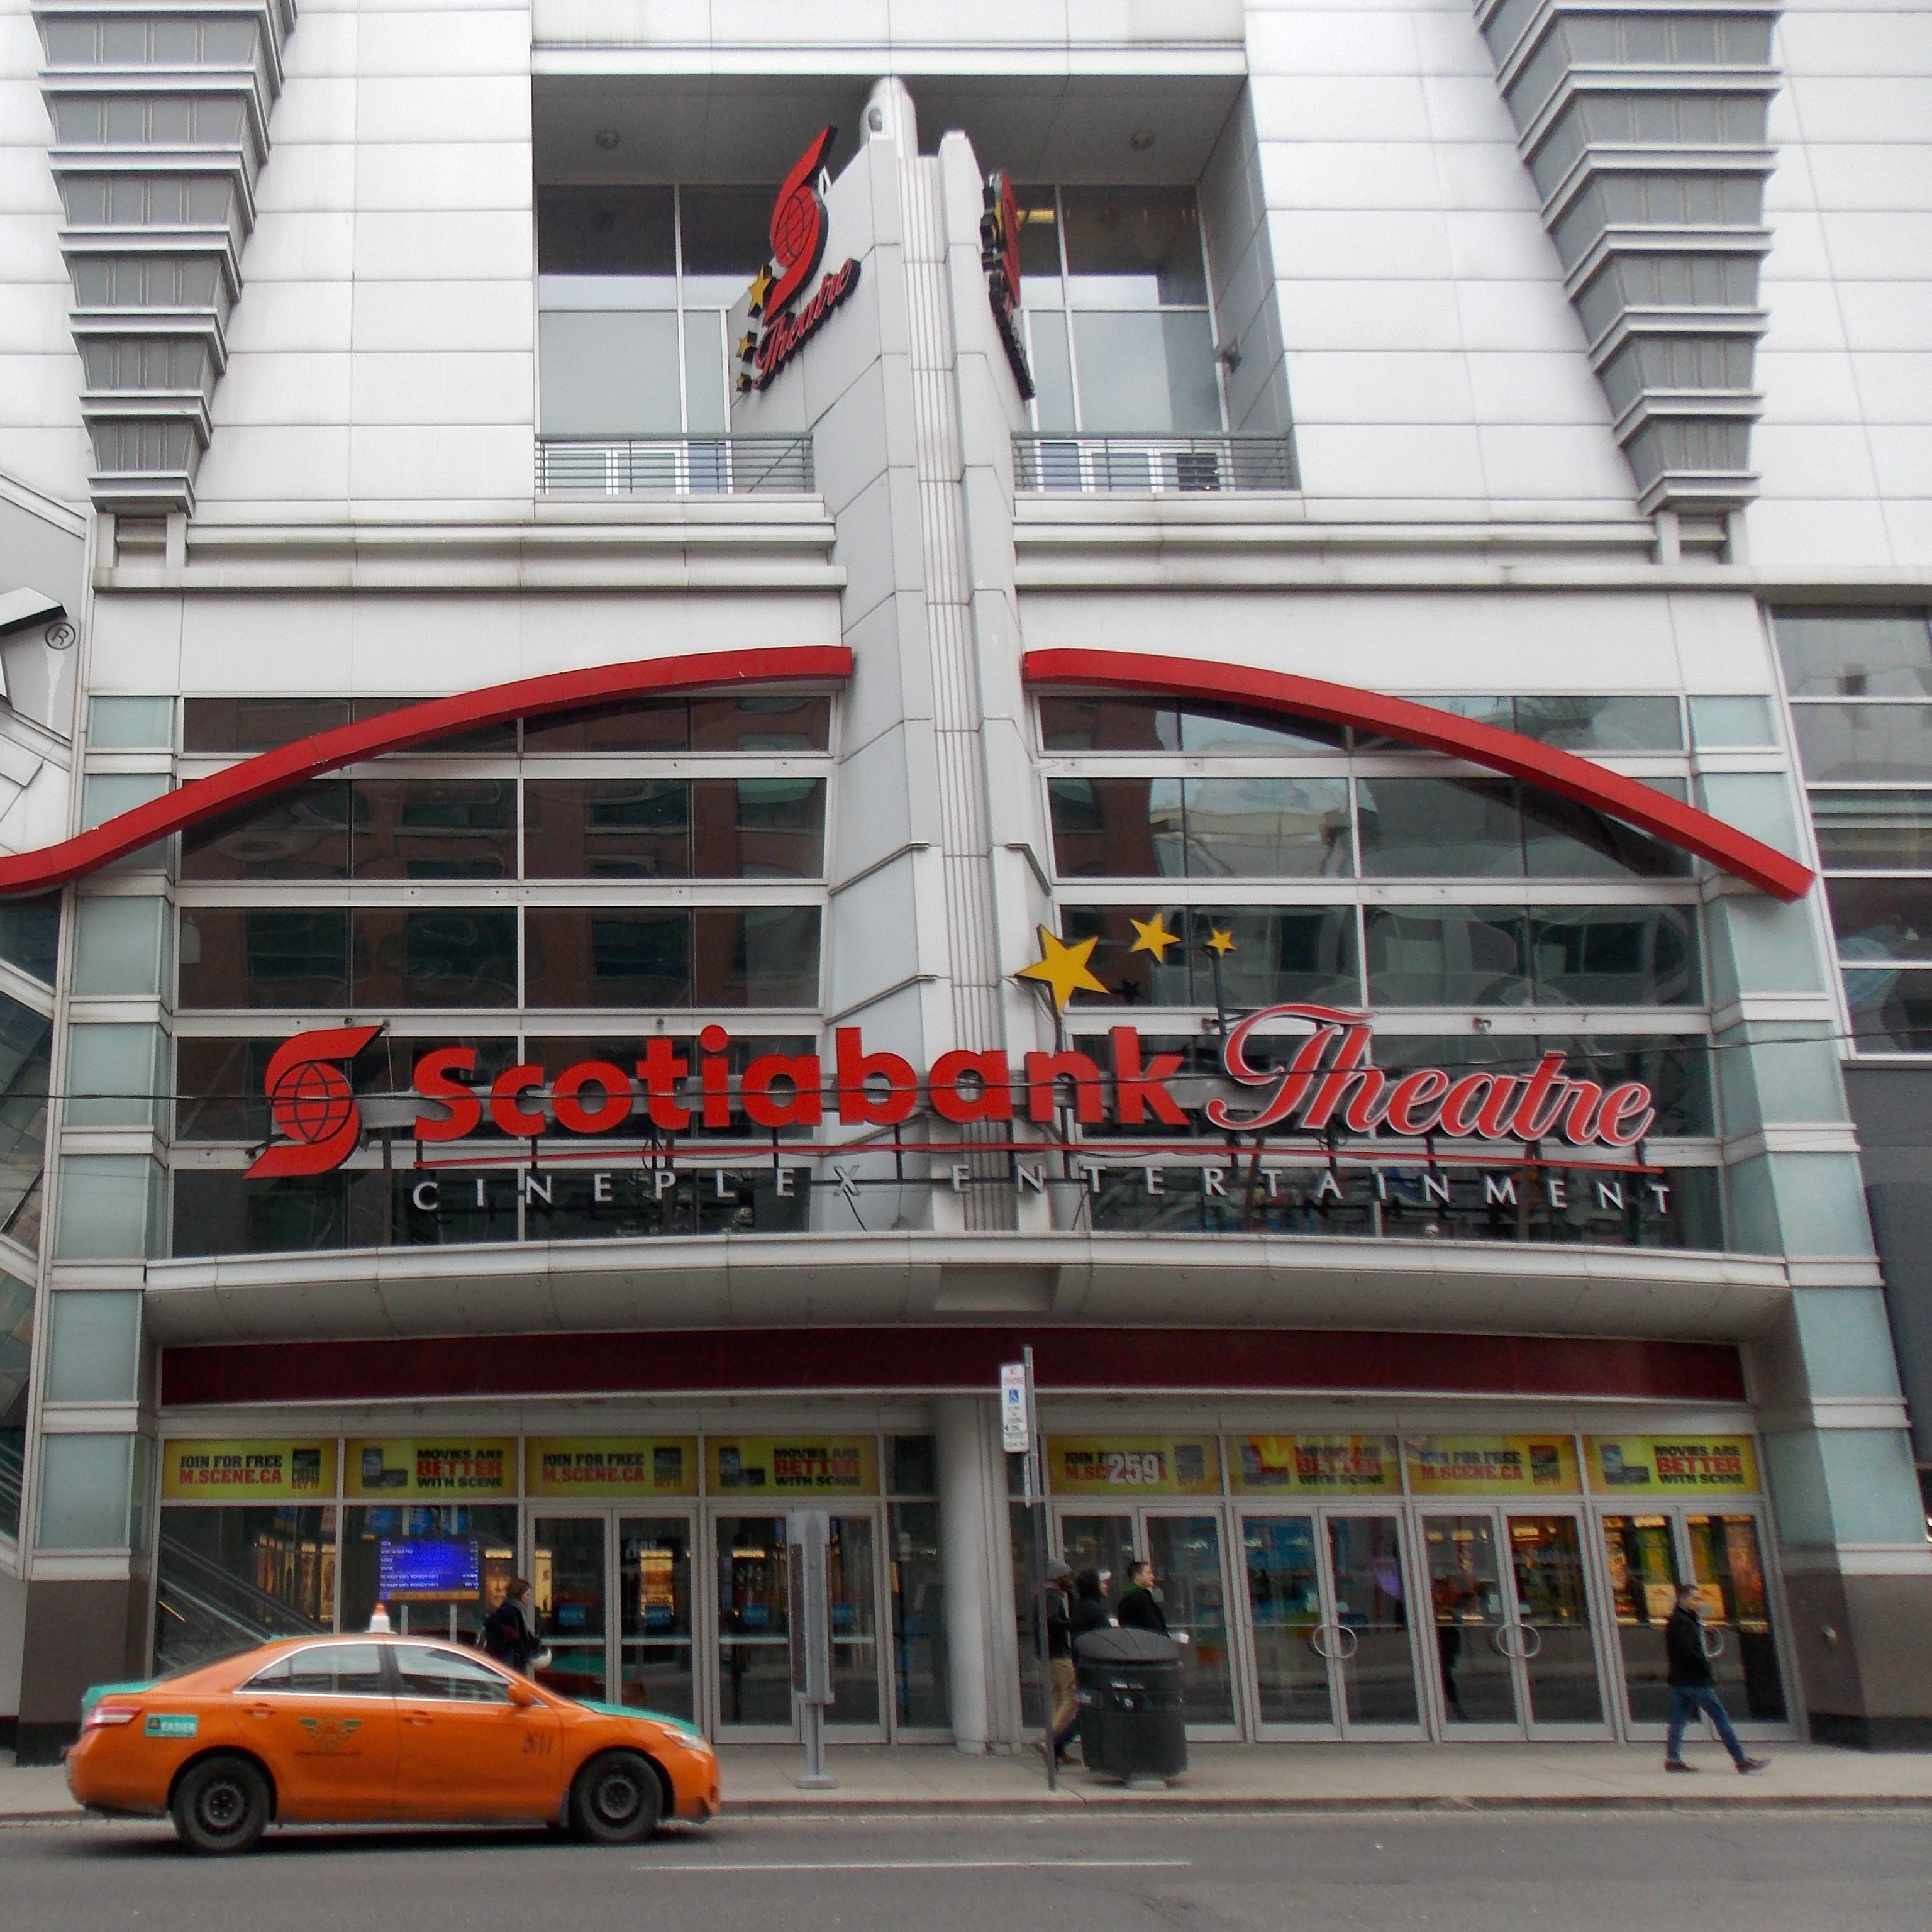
[536, 183, 773, 438]
[1775, 608, 1932, 1052]
[1016, 186, 1221, 435]
[341, 1504, 519, 1646]
[0, 1269, 31, 1540]
[157, 1505, 336, 1672]
[0, 991, 50, 1248]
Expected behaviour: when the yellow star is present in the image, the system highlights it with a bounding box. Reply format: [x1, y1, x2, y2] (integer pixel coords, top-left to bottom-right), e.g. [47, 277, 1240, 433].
[1016, 925, 1109, 1011]
[736, 331, 758, 362]
[1128, 913, 1180, 962]
[1204, 927, 1238, 957]
[747, 264, 776, 314]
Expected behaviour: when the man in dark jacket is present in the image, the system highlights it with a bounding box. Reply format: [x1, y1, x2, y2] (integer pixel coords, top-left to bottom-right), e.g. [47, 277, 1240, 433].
[1116, 1560, 1170, 1634]
[1665, 1584, 1768, 1773]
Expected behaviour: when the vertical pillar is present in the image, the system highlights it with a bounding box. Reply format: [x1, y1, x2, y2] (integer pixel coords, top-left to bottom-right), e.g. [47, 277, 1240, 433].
[934, 1395, 1016, 1752]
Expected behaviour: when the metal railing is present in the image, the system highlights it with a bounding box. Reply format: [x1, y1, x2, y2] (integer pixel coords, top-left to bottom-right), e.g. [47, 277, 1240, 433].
[1014, 433, 1297, 494]
[535, 435, 814, 497]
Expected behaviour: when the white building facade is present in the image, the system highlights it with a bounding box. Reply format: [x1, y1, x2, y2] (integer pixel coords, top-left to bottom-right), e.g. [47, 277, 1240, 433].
[1, 0, 1930, 1758]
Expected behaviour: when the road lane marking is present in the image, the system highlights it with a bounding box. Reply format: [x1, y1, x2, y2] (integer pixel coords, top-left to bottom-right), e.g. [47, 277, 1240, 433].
[635, 1858, 1192, 1873]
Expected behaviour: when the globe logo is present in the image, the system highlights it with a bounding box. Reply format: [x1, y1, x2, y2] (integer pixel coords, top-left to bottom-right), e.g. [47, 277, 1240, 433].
[272, 1058, 355, 1146]
[247, 1024, 382, 1178]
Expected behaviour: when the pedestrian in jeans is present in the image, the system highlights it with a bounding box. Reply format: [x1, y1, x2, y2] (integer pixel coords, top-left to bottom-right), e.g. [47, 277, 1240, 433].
[1042, 1559, 1077, 1766]
[1664, 1584, 1769, 1774]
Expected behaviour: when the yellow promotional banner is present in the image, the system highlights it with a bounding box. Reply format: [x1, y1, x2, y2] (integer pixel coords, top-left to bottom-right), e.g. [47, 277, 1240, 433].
[161, 1438, 336, 1501]
[706, 1438, 877, 1495]
[526, 1438, 699, 1499]
[1585, 1435, 1760, 1496]
[1404, 1435, 1580, 1496]
[1230, 1434, 1401, 1496]
[345, 1439, 514, 1500]
[1045, 1436, 1221, 1497]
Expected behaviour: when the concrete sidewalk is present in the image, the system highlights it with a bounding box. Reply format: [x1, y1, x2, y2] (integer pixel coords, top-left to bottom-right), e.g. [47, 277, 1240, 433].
[6, 1741, 1932, 1822]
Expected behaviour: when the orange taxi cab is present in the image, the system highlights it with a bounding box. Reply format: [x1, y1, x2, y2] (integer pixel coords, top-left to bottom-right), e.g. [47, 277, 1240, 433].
[65, 1633, 719, 1853]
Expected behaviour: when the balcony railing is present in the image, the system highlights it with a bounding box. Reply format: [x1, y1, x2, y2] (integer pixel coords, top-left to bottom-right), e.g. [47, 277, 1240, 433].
[1014, 433, 1297, 494]
[535, 435, 814, 497]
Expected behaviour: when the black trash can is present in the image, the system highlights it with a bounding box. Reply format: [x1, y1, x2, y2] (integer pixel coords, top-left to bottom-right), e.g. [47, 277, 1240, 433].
[1074, 1626, 1187, 1783]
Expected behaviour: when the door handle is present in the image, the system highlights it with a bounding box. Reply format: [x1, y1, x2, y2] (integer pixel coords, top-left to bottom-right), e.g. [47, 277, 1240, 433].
[1495, 1622, 1542, 1660]
[405, 1709, 435, 1726]
[1310, 1623, 1358, 1661]
[245, 1705, 271, 1719]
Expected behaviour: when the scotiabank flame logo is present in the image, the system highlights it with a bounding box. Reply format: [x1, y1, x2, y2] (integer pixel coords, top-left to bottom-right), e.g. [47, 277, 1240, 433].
[739, 127, 861, 393]
[765, 126, 835, 319]
[247, 1024, 383, 1177]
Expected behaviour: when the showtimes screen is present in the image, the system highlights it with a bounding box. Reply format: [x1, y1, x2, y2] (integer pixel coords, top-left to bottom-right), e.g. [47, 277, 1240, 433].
[378, 1538, 482, 1602]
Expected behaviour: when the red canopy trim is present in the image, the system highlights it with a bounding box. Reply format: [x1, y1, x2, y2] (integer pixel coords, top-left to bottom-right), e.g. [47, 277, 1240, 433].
[0, 646, 853, 896]
[1022, 648, 1812, 902]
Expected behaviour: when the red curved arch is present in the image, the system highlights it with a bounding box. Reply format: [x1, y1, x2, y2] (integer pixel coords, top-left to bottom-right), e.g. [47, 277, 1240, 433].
[0, 645, 853, 897]
[1022, 648, 1813, 902]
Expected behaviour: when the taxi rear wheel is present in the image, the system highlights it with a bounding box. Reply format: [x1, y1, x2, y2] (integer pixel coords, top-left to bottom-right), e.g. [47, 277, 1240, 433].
[570, 1751, 663, 1845]
[170, 1755, 271, 1855]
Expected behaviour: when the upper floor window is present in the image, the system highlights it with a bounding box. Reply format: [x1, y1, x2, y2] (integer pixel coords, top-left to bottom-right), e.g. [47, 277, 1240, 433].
[1775, 609, 1932, 1053]
[1014, 187, 1222, 437]
[536, 185, 771, 438]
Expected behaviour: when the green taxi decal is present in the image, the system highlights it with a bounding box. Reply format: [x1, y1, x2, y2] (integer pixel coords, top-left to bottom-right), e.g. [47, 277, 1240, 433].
[296, 1716, 364, 1753]
[144, 1714, 198, 1739]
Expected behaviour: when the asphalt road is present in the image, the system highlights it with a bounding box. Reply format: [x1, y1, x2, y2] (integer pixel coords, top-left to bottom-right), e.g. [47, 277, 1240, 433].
[3, 1809, 1928, 1932]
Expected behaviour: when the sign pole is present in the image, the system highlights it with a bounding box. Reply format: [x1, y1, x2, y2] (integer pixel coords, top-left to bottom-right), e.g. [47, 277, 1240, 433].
[1026, 1347, 1055, 1790]
[1000, 1354, 1054, 1788]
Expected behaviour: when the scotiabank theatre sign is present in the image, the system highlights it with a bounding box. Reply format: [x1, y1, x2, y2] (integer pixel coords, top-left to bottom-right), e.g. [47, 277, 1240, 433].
[251, 1004, 1658, 1181]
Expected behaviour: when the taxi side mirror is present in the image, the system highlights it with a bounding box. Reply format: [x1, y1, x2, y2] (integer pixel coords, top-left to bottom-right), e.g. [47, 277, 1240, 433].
[508, 1680, 538, 1707]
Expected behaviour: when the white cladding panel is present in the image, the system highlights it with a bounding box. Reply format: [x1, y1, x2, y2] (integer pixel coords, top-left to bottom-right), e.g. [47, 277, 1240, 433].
[1753, 4, 1932, 566]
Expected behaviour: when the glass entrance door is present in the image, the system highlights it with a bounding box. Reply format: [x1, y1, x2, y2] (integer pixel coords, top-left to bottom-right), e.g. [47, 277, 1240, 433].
[1144, 1513, 1237, 1733]
[1240, 1514, 1333, 1733]
[1058, 1510, 1238, 1738]
[710, 1510, 888, 1742]
[1238, 1510, 1425, 1739]
[827, 1514, 884, 1735]
[714, 1514, 792, 1738]
[1419, 1511, 1609, 1736]
[1324, 1513, 1425, 1736]
[1687, 1511, 1788, 1729]
[1599, 1512, 1682, 1728]
[530, 1515, 608, 1704]
[532, 1511, 697, 1718]
[618, 1516, 695, 1721]
[1422, 1514, 1519, 1731]
[1596, 1507, 1789, 1739]
[1506, 1513, 1609, 1733]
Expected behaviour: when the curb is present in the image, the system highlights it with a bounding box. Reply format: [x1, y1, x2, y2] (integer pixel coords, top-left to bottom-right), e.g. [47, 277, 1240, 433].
[9, 1794, 1932, 1828]
[721, 1791, 1932, 1816]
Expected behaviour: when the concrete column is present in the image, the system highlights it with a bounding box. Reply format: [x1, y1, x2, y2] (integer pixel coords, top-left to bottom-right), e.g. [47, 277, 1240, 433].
[934, 1394, 1013, 1752]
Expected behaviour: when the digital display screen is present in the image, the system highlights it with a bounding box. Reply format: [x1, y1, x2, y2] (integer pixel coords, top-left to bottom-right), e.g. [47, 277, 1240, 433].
[378, 1538, 481, 1602]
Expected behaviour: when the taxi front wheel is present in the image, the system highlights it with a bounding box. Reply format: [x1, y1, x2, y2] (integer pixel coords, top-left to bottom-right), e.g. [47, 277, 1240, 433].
[570, 1751, 663, 1845]
[170, 1754, 271, 1855]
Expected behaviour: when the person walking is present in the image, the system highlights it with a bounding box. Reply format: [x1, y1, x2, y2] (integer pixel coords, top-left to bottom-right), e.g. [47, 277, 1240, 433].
[1116, 1560, 1170, 1634]
[1042, 1558, 1078, 1766]
[1070, 1568, 1112, 1645]
[1664, 1584, 1768, 1774]
[482, 1576, 543, 1675]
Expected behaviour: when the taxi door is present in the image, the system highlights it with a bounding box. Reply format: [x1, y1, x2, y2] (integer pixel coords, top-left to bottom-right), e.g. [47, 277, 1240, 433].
[391, 1643, 564, 1819]
[233, 1641, 399, 1821]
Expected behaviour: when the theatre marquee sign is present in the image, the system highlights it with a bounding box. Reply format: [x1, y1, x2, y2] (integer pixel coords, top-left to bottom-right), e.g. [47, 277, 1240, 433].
[250, 1002, 1658, 1180]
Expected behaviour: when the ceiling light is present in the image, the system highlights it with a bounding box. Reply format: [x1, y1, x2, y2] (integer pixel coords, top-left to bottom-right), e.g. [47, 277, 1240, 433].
[594, 129, 620, 150]
[1130, 130, 1156, 152]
